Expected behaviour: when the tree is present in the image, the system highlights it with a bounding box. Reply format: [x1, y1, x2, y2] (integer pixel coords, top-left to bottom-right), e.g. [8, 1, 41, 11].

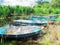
[51, 0, 60, 8]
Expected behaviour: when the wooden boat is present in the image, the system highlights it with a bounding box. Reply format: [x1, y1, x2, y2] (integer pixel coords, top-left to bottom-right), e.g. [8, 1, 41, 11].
[13, 20, 47, 26]
[0, 25, 44, 38]
[29, 16, 48, 24]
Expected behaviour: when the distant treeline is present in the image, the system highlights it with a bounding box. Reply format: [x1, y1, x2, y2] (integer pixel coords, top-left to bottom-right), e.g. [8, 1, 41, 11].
[0, 5, 60, 17]
[0, 0, 60, 17]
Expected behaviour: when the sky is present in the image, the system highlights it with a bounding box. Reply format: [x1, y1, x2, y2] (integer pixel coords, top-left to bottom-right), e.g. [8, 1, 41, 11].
[0, 0, 51, 7]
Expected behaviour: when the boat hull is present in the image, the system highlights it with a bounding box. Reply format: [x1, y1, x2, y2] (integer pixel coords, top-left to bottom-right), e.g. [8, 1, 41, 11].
[0, 31, 40, 38]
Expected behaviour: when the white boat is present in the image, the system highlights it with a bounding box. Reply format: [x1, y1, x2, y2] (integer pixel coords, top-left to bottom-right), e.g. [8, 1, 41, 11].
[13, 20, 47, 26]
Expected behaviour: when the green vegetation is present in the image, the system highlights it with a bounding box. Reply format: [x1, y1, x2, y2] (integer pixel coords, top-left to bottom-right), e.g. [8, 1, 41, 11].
[0, 0, 60, 16]
[0, 0, 60, 17]
[0, 5, 60, 17]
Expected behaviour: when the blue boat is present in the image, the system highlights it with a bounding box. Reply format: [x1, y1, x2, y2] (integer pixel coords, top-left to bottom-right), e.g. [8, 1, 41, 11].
[0, 22, 44, 38]
[29, 16, 48, 24]
[29, 16, 49, 20]
[49, 16, 58, 21]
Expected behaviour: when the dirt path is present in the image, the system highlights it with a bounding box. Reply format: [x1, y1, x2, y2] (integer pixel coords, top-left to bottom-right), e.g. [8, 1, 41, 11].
[36, 24, 60, 45]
